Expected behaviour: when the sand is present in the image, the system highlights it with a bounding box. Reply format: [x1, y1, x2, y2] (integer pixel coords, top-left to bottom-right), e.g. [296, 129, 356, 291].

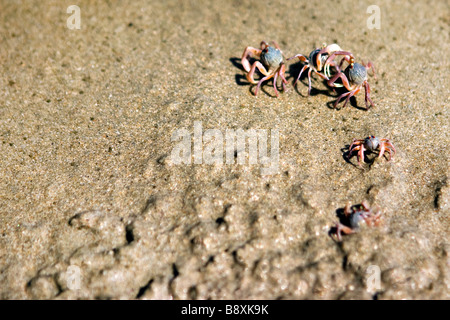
[0, 0, 448, 299]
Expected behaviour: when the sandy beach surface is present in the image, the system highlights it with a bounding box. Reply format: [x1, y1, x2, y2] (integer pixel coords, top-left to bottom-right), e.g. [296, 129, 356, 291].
[0, 0, 449, 299]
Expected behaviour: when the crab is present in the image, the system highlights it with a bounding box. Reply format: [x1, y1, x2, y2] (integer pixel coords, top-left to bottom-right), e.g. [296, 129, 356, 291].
[347, 135, 396, 167]
[241, 41, 288, 97]
[326, 56, 376, 109]
[333, 200, 382, 241]
[287, 43, 354, 95]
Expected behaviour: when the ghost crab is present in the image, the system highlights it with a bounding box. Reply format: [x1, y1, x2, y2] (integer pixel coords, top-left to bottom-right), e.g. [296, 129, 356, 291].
[332, 200, 382, 242]
[347, 135, 396, 167]
[287, 43, 354, 95]
[241, 41, 288, 97]
[327, 56, 376, 109]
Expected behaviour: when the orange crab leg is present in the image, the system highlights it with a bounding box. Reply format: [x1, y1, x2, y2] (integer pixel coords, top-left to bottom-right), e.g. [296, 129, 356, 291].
[279, 64, 288, 91]
[314, 70, 329, 80]
[332, 87, 361, 109]
[380, 140, 396, 156]
[295, 64, 309, 86]
[287, 54, 308, 63]
[323, 51, 354, 69]
[328, 70, 355, 92]
[364, 61, 376, 79]
[379, 144, 395, 160]
[364, 82, 374, 109]
[307, 68, 313, 95]
[255, 73, 275, 96]
[335, 222, 356, 241]
[349, 139, 365, 152]
[344, 202, 353, 217]
[357, 143, 366, 167]
[246, 61, 269, 84]
[378, 143, 386, 160]
[273, 72, 280, 97]
[241, 47, 262, 73]
[288, 54, 309, 85]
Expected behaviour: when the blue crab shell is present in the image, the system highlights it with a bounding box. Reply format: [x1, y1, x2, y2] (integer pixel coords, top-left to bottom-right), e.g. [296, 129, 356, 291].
[364, 136, 380, 151]
[260, 46, 283, 71]
[346, 63, 367, 85]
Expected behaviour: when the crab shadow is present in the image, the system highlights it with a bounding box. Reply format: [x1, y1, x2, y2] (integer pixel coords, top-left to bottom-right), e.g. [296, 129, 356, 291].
[327, 206, 347, 242]
[341, 144, 378, 170]
[325, 85, 370, 111]
[230, 57, 285, 98]
[286, 62, 335, 98]
[230, 57, 248, 86]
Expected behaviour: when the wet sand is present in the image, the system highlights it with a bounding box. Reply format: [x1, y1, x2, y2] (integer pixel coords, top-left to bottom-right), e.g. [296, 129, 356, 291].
[0, 0, 449, 299]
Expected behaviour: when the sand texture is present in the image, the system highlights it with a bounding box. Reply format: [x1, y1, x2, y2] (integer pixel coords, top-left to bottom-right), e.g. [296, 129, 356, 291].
[0, 0, 449, 299]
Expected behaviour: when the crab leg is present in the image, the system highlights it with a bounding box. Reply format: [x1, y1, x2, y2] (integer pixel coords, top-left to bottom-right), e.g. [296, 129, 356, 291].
[328, 71, 360, 108]
[287, 54, 308, 63]
[344, 202, 353, 217]
[338, 55, 353, 70]
[328, 71, 353, 91]
[288, 54, 309, 85]
[378, 143, 387, 160]
[273, 72, 279, 97]
[343, 87, 361, 108]
[279, 64, 288, 91]
[379, 140, 396, 160]
[333, 87, 360, 109]
[385, 141, 396, 156]
[323, 51, 354, 69]
[255, 73, 274, 96]
[348, 145, 363, 164]
[294, 64, 309, 86]
[241, 47, 262, 73]
[314, 70, 329, 80]
[364, 82, 374, 108]
[335, 222, 356, 241]
[357, 144, 366, 167]
[364, 61, 376, 78]
[316, 44, 344, 68]
[349, 139, 364, 152]
[307, 69, 313, 95]
[381, 139, 397, 154]
[246, 61, 269, 84]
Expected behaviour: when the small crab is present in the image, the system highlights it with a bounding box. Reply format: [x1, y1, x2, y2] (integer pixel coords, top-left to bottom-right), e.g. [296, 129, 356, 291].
[287, 43, 354, 95]
[347, 135, 396, 167]
[241, 41, 288, 97]
[333, 200, 382, 241]
[327, 57, 376, 109]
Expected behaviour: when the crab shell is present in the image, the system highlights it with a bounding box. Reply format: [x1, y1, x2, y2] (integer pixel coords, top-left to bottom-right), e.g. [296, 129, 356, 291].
[364, 136, 380, 151]
[346, 63, 368, 86]
[260, 46, 283, 73]
[348, 210, 369, 229]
